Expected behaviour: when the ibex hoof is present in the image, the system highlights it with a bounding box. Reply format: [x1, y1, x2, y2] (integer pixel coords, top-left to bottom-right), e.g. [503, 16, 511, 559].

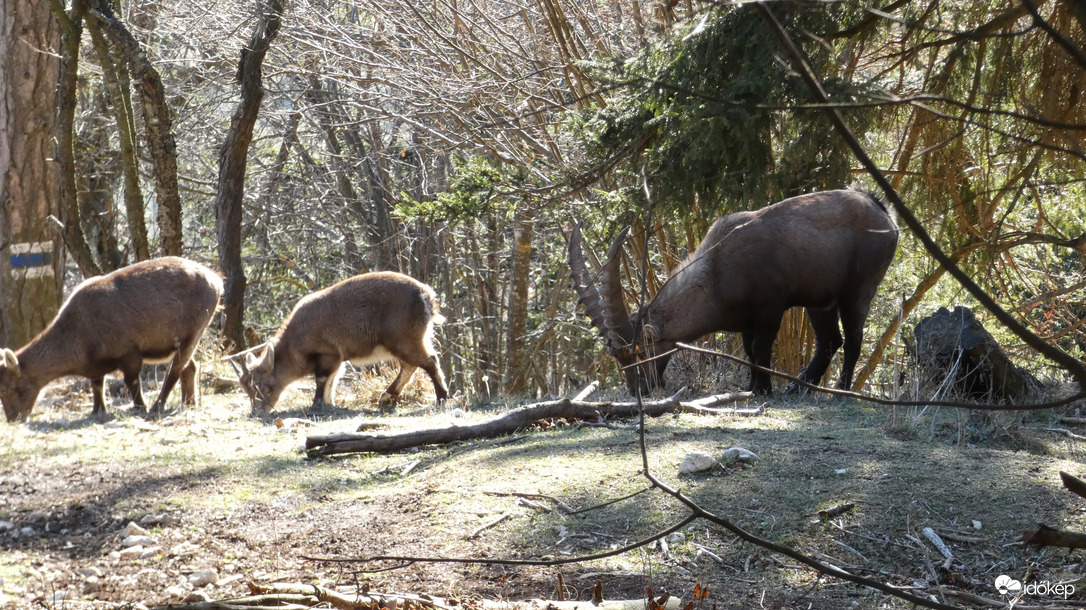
[783, 381, 808, 395]
[377, 393, 399, 411]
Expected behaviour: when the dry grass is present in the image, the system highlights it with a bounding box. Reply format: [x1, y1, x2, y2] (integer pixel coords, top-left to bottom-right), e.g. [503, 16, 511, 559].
[2, 365, 1086, 609]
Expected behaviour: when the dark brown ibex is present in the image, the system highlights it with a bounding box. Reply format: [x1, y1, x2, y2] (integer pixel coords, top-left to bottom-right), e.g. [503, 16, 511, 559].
[238, 272, 449, 414]
[0, 257, 223, 422]
[569, 189, 899, 395]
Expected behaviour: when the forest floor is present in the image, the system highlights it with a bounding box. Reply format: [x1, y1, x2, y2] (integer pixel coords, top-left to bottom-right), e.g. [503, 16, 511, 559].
[2, 365, 1086, 610]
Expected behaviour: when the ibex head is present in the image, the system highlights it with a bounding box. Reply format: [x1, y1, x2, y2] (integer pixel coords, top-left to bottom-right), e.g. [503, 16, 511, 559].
[568, 223, 674, 394]
[0, 348, 33, 422]
[236, 343, 283, 414]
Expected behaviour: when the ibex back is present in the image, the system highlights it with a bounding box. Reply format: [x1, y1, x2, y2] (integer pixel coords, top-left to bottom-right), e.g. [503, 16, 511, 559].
[0, 257, 223, 422]
[238, 271, 449, 414]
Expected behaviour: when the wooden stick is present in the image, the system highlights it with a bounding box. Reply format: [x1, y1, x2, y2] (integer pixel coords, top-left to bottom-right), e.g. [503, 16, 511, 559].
[468, 512, 511, 539]
[1023, 523, 1086, 549]
[921, 527, 954, 569]
[306, 390, 750, 456]
[1060, 471, 1086, 500]
[572, 380, 600, 401]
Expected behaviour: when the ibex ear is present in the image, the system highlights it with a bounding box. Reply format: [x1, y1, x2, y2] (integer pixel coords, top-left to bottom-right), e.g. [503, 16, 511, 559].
[263, 345, 275, 369]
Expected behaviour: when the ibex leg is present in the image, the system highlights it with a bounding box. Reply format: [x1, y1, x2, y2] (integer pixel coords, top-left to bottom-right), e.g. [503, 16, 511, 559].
[379, 364, 418, 407]
[421, 355, 449, 403]
[151, 334, 200, 414]
[311, 356, 341, 408]
[90, 377, 108, 417]
[787, 307, 844, 393]
[835, 300, 872, 391]
[747, 311, 783, 395]
[121, 355, 148, 412]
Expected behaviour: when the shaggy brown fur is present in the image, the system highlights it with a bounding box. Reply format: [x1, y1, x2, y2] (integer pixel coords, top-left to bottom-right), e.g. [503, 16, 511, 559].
[239, 272, 449, 414]
[570, 190, 899, 395]
[0, 257, 223, 421]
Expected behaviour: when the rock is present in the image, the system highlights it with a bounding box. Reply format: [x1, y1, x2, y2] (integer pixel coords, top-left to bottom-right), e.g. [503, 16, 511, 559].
[19, 526, 35, 537]
[122, 534, 155, 547]
[164, 583, 190, 599]
[168, 541, 201, 557]
[139, 546, 161, 559]
[0, 521, 14, 532]
[678, 451, 717, 473]
[77, 567, 104, 578]
[140, 513, 180, 526]
[722, 447, 759, 464]
[119, 546, 144, 560]
[183, 591, 212, 603]
[122, 522, 151, 538]
[188, 570, 219, 587]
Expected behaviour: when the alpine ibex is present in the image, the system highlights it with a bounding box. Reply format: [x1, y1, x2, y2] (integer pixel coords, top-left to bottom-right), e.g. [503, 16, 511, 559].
[569, 190, 899, 395]
[0, 257, 223, 422]
[238, 272, 449, 414]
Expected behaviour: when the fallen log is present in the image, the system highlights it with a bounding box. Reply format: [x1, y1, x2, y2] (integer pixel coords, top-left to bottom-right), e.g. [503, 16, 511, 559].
[305, 390, 753, 457]
[151, 583, 682, 610]
[1022, 523, 1086, 549]
[1059, 470, 1086, 501]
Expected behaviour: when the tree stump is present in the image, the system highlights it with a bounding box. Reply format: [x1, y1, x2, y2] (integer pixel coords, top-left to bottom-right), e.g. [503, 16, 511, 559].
[913, 305, 1040, 402]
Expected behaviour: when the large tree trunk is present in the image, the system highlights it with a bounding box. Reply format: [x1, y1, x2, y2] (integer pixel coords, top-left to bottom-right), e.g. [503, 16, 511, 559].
[0, 0, 67, 346]
[215, 0, 287, 352]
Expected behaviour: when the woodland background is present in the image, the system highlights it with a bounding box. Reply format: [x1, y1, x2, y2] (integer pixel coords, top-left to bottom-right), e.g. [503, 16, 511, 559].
[2, 0, 1085, 401]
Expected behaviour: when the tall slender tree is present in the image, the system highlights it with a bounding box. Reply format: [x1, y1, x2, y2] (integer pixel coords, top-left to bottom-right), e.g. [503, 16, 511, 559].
[215, 0, 288, 352]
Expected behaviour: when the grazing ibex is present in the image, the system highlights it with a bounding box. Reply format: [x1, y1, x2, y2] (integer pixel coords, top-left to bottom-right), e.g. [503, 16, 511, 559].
[569, 190, 898, 395]
[238, 272, 449, 414]
[0, 257, 223, 422]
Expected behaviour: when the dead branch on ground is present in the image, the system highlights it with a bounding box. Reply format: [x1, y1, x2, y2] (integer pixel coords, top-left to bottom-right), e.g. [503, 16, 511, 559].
[150, 582, 680, 610]
[304, 390, 753, 456]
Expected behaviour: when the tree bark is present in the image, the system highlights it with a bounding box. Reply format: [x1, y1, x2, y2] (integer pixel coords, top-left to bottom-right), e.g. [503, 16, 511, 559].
[503, 202, 535, 394]
[85, 9, 149, 261]
[1, 0, 67, 346]
[89, 5, 184, 257]
[1022, 524, 1086, 549]
[47, 0, 101, 279]
[75, 94, 124, 271]
[215, 0, 287, 352]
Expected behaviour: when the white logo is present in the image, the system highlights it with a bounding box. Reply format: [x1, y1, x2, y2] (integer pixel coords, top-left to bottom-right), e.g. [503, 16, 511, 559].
[996, 575, 1076, 599]
[995, 575, 1022, 595]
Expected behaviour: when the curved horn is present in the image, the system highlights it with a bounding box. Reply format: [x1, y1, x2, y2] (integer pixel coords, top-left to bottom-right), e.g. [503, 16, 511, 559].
[568, 222, 612, 342]
[600, 227, 635, 345]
